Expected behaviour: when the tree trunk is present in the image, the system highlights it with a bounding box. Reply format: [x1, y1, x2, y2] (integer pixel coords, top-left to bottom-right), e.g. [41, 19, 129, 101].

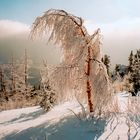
[85, 46, 94, 112]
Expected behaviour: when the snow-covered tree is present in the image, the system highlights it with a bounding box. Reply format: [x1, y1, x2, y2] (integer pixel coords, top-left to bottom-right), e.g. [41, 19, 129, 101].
[0, 64, 12, 102]
[122, 73, 133, 92]
[102, 54, 110, 76]
[39, 59, 56, 111]
[131, 50, 140, 93]
[30, 9, 111, 112]
[10, 54, 17, 95]
[127, 50, 140, 94]
[14, 49, 33, 98]
[0, 65, 5, 92]
[128, 50, 134, 73]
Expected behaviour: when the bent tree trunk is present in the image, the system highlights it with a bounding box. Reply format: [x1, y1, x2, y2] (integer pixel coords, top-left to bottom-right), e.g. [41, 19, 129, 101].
[86, 46, 94, 112]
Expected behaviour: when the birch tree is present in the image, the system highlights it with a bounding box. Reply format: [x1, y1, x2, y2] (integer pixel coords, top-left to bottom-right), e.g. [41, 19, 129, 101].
[31, 9, 111, 112]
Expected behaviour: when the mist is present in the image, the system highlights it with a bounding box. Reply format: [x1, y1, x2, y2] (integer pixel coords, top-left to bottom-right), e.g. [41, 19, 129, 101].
[0, 20, 62, 66]
[1, 19, 140, 68]
[85, 17, 140, 68]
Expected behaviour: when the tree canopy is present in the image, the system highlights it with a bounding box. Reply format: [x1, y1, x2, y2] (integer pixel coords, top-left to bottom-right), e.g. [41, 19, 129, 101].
[31, 9, 111, 112]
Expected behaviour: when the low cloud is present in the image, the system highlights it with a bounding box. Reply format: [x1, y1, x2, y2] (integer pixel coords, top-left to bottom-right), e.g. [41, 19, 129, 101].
[0, 19, 140, 67]
[0, 20, 61, 65]
[85, 18, 140, 67]
[0, 20, 30, 38]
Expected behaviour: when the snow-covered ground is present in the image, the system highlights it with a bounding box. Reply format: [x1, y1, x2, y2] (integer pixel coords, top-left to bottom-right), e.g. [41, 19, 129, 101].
[0, 92, 140, 140]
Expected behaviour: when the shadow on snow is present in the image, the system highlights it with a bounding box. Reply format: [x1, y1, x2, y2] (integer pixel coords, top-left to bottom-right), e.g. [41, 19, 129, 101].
[0, 108, 45, 125]
[3, 116, 107, 140]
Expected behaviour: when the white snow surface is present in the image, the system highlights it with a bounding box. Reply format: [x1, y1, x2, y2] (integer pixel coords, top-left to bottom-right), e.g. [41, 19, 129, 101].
[116, 91, 129, 112]
[0, 92, 140, 140]
[0, 101, 83, 139]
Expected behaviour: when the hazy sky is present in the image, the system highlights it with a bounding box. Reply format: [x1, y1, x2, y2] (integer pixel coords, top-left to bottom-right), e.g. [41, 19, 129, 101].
[0, 0, 140, 66]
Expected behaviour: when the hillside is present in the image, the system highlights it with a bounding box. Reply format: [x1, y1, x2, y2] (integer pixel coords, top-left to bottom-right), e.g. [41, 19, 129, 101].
[0, 92, 140, 140]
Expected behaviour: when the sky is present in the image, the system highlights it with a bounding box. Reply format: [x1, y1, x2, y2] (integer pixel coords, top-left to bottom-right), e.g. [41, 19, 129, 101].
[1, 0, 140, 25]
[0, 0, 140, 67]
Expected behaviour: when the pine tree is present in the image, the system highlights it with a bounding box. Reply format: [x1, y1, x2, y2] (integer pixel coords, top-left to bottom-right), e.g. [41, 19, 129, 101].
[128, 50, 134, 73]
[123, 73, 133, 92]
[10, 50, 33, 99]
[128, 50, 140, 94]
[132, 50, 140, 93]
[0, 66, 4, 92]
[39, 60, 56, 111]
[39, 84, 56, 111]
[102, 54, 110, 76]
[11, 54, 16, 94]
[0, 65, 8, 101]
[114, 64, 120, 77]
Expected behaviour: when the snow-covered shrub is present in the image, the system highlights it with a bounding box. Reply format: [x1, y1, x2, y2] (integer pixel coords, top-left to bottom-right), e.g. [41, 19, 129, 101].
[39, 85, 56, 111]
[127, 95, 140, 114]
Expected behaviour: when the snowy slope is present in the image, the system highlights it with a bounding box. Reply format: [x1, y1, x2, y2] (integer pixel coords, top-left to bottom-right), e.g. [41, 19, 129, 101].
[0, 101, 85, 139]
[0, 93, 140, 140]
